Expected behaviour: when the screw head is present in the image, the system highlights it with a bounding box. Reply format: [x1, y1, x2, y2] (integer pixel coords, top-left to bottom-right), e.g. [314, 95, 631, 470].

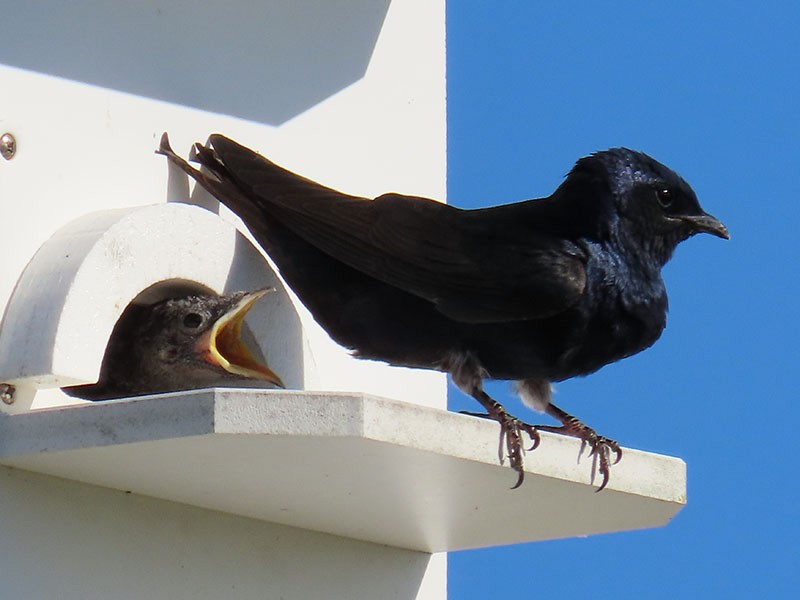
[1, 133, 17, 160]
[0, 383, 15, 404]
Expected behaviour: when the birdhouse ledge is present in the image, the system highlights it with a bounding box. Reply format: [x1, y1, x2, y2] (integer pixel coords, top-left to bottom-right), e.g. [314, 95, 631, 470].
[0, 389, 686, 552]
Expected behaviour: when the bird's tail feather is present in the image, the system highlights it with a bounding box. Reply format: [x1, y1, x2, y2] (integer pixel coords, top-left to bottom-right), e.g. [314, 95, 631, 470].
[157, 132, 267, 228]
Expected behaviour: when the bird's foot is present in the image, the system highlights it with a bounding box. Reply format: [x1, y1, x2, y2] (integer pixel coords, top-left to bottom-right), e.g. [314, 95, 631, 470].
[448, 353, 540, 488]
[539, 405, 622, 492]
[460, 409, 541, 489]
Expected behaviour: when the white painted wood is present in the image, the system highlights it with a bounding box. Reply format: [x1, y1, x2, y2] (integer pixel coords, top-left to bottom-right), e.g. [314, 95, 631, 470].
[0, 390, 687, 552]
[0, 465, 442, 600]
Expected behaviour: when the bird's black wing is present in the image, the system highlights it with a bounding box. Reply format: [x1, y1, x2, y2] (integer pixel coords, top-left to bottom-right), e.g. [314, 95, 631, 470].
[166, 134, 587, 323]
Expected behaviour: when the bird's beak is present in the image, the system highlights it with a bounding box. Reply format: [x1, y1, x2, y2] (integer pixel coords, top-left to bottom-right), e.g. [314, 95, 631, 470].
[682, 212, 730, 239]
[203, 288, 285, 388]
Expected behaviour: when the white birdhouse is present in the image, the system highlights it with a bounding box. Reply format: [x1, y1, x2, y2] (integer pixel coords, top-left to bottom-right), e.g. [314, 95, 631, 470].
[0, 3, 685, 600]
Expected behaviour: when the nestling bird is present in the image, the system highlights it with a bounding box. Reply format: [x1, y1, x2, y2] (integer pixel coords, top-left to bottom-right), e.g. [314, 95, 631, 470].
[158, 133, 728, 490]
[64, 289, 284, 401]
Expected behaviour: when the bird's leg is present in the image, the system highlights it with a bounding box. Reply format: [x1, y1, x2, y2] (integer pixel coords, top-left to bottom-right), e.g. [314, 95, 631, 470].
[447, 352, 539, 489]
[468, 389, 541, 488]
[459, 407, 541, 454]
[538, 403, 622, 492]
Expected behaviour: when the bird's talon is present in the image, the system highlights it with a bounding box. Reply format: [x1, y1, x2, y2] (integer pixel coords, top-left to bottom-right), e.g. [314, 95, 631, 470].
[538, 405, 622, 492]
[497, 430, 506, 465]
[490, 413, 532, 488]
[609, 442, 623, 464]
[510, 468, 525, 490]
[589, 436, 620, 492]
[595, 468, 611, 493]
[519, 423, 541, 451]
[578, 437, 589, 459]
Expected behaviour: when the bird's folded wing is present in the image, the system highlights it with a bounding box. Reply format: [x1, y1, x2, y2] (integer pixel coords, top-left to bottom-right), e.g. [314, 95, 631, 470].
[206, 135, 587, 323]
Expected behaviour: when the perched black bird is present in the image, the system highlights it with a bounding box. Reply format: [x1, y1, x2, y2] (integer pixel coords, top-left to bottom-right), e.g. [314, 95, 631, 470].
[64, 289, 284, 401]
[158, 133, 728, 490]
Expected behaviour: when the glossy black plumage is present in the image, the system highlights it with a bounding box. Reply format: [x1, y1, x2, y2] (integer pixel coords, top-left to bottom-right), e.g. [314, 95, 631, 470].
[158, 133, 728, 489]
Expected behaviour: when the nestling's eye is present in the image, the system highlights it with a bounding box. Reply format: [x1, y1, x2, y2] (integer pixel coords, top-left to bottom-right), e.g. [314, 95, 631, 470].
[655, 188, 673, 209]
[182, 312, 204, 329]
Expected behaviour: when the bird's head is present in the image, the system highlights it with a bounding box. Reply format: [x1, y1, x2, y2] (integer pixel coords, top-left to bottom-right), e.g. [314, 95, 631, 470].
[138, 289, 285, 390]
[569, 148, 728, 265]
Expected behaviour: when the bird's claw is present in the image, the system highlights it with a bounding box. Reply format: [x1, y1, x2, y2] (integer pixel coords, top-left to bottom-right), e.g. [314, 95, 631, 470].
[518, 420, 541, 452]
[539, 411, 622, 492]
[588, 434, 622, 463]
[460, 409, 541, 489]
[586, 435, 622, 492]
[495, 415, 541, 489]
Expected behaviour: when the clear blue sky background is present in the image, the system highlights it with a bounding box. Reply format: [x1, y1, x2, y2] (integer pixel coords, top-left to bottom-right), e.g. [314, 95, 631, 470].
[446, 3, 798, 598]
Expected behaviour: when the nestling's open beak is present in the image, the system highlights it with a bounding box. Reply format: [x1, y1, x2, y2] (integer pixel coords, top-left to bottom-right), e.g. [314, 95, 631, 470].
[682, 212, 730, 239]
[202, 288, 285, 388]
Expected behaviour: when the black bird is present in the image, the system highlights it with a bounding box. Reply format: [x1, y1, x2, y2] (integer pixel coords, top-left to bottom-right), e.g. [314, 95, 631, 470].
[158, 133, 728, 490]
[64, 289, 284, 401]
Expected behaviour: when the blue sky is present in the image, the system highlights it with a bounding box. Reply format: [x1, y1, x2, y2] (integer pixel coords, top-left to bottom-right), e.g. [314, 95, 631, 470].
[446, 3, 798, 598]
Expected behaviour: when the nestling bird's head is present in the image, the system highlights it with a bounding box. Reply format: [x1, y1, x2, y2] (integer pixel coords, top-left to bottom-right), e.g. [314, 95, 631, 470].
[567, 147, 728, 266]
[137, 290, 284, 388]
[64, 289, 284, 401]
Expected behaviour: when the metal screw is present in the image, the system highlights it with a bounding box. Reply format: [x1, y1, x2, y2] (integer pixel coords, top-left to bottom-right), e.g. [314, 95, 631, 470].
[1, 133, 17, 160]
[0, 383, 15, 404]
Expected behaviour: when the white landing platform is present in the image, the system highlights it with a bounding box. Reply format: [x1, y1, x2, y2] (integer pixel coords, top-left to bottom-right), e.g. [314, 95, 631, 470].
[0, 390, 685, 552]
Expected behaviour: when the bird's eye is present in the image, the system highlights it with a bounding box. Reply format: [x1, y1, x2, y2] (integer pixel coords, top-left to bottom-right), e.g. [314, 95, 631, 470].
[182, 312, 204, 329]
[655, 188, 673, 209]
